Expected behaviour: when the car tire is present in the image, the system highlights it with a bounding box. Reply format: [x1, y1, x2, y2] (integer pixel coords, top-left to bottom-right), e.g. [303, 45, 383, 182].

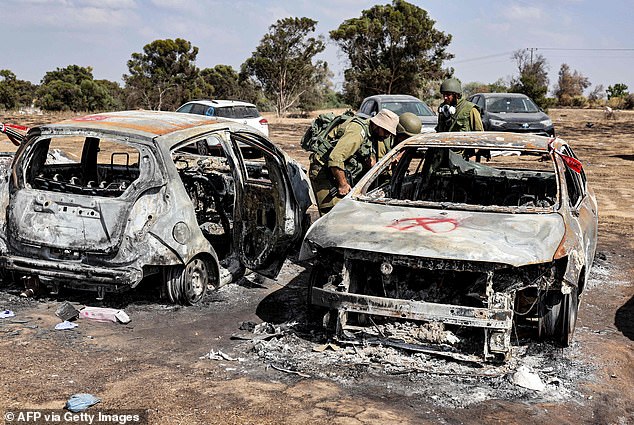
[307, 263, 338, 332]
[538, 287, 579, 347]
[165, 257, 209, 305]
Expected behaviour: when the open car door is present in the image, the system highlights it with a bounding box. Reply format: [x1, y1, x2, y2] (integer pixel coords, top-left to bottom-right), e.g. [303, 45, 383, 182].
[229, 131, 303, 278]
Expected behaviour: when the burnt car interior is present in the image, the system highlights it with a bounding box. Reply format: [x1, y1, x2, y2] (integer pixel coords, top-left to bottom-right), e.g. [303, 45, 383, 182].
[171, 132, 283, 262]
[363, 147, 557, 209]
[25, 136, 141, 198]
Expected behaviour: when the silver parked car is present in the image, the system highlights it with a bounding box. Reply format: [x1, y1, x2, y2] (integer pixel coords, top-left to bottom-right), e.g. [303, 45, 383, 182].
[357, 94, 437, 133]
[301, 131, 597, 361]
[0, 111, 313, 304]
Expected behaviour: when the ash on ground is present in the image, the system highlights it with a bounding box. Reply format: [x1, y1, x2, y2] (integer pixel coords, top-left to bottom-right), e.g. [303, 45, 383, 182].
[200, 256, 612, 409]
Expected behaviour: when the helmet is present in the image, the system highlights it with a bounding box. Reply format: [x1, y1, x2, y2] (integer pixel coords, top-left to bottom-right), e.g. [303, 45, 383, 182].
[440, 78, 462, 96]
[396, 112, 422, 137]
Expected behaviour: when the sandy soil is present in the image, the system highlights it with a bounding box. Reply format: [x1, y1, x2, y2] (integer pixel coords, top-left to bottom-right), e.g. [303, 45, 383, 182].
[0, 108, 632, 424]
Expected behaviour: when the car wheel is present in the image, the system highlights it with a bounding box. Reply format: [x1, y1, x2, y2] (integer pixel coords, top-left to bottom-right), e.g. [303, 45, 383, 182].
[307, 263, 338, 332]
[165, 257, 208, 305]
[538, 287, 579, 347]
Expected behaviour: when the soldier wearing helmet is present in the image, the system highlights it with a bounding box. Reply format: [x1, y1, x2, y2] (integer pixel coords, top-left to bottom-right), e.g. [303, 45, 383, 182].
[396, 112, 422, 144]
[436, 78, 484, 132]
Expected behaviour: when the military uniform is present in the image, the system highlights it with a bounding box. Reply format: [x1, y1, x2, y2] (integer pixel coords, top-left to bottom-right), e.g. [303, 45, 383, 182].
[436, 98, 484, 132]
[309, 119, 374, 213]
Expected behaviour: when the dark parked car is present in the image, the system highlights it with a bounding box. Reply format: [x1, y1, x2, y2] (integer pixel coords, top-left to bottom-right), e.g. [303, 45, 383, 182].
[358, 94, 437, 133]
[0, 111, 314, 304]
[468, 93, 555, 136]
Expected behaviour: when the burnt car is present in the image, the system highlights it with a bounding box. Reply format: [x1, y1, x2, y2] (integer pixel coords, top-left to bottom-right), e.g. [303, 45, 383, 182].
[468, 93, 555, 137]
[0, 111, 314, 304]
[301, 132, 597, 361]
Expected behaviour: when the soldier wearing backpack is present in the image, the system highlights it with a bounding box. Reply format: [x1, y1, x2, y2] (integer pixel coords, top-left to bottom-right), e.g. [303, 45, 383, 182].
[305, 108, 399, 215]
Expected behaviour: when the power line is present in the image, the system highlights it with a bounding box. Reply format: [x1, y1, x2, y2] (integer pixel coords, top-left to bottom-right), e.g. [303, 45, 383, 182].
[447, 52, 514, 64]
[447, 48, 634, 65]
[534, 47, 634, 51]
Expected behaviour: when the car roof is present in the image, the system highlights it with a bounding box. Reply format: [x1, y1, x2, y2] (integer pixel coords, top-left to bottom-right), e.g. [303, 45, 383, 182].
[181, 99, 257, 108]
[362, 94, 423, 103]
[29, 110, 234, 142]
[471, 93, 530, 99]
[401, 131, 560, 151]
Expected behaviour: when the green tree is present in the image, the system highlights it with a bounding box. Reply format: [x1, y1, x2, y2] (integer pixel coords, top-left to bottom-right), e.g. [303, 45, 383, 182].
[243, 17, 326, 116]
[124, 38, 201, 111]
[199, 65, 261, 104]
[510, 49, 549, 109]
[607, 83, 628, 99]
[330, 0, 452, 106]
[37, 65, 117, 111]
[297, 62, 332, 113]
[0, 70, 37, 110]
[554, 64, 590, 106]
[95, 79, 125, 110]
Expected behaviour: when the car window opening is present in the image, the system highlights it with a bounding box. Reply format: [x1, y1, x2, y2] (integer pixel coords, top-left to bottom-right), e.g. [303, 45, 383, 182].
[360, 147, 557, 209]
[25, 136, 141, 198]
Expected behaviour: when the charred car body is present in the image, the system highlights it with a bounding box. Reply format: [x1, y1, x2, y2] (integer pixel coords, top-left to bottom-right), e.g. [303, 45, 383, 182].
[0, 111, 313, 304]
[301, 132, 597, 360]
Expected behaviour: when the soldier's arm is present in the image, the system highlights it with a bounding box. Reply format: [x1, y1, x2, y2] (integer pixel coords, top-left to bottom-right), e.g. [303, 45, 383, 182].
[470, 107, 484, 131]
[331, 167, 351, 195]
[327, 122, 364, 193]
[327, 122, 364, 169]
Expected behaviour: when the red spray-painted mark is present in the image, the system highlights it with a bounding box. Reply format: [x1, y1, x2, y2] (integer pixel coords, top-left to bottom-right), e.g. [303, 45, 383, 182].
[388, 217, 460, 233]
[73, 115, 109, 121]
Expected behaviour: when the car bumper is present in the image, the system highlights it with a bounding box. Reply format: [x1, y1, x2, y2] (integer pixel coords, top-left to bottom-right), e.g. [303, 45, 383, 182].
[310, 286, 513, 330]
[0, 255, 143, 287]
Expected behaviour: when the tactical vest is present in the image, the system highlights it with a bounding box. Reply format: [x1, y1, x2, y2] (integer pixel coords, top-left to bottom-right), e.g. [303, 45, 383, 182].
[437, 99, 477, 132]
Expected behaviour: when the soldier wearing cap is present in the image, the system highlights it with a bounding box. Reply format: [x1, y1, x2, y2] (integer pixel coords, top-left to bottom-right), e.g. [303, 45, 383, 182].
[377, 112, 422, 160]
[310, 108, 399, 214]
[436, 78, 484, 132]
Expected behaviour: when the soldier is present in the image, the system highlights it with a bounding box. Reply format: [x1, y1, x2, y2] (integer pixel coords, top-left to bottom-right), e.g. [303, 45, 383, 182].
[377, 112, 422, 160]
[310, 108, 398, 214]
[395, 112, 422, 144]
[435, 78, 484, 132]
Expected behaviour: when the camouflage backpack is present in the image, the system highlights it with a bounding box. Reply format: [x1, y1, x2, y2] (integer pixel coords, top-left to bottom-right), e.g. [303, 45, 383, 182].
[300, 110, 370, 166]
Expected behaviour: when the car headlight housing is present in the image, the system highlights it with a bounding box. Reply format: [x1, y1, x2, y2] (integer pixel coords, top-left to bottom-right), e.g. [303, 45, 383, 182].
[540, 119, 553, 127]
[490, 119, 506, 127]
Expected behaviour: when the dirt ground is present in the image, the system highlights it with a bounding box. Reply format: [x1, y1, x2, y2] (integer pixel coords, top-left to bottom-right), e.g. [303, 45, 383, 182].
[0, 108, 632, 424]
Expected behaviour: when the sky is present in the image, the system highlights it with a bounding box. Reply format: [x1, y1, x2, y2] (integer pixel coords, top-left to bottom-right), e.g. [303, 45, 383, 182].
[1, 0, 633, 96]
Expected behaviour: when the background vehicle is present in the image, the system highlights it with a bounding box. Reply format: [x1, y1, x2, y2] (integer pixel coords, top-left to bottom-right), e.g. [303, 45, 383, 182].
[177, 99, 269, 136]
[301, 132, 597, 361]
[357, 94, 437, 133]
[0, 111, 313, 304]
[468, 93, 555, 136]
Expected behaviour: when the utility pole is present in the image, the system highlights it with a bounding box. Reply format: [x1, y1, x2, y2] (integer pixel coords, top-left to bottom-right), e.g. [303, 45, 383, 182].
[527, 47, 536, 65]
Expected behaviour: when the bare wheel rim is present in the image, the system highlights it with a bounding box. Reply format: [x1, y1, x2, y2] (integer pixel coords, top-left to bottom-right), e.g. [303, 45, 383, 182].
[184, 258, 208, 304]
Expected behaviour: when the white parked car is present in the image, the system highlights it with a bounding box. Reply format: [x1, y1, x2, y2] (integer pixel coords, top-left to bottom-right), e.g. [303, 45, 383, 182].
[177, 100, 269, 136]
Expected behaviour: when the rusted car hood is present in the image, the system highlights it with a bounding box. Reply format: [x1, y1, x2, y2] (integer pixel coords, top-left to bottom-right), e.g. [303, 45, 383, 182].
[302, 198, 565, 267]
